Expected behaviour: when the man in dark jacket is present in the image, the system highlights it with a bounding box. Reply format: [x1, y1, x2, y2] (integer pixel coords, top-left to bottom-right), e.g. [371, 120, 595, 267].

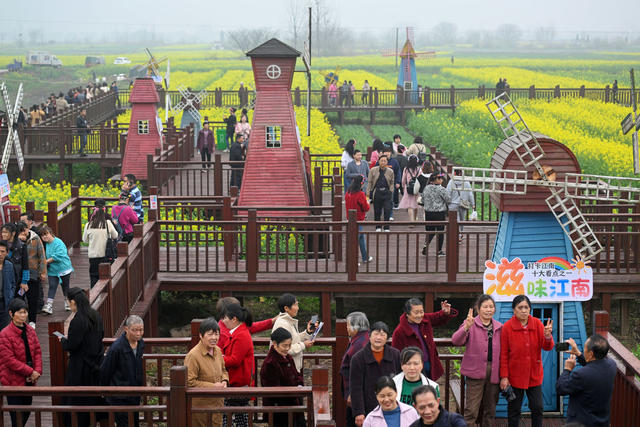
[223, 107, 237, 151]
[100, 315, 145, 426]
[556, 335, 616, 427]
[229, 134, 244, 190]
[0, 241, 16, 329]
[410, 385, 465, 427]
[76, 108, 89, 156]
[349, 321, 401, 426]
[382, 144, 403, 211]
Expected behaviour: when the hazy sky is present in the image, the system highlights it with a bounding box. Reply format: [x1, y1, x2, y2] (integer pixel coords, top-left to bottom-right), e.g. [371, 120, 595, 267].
[2, 0, 639, 39]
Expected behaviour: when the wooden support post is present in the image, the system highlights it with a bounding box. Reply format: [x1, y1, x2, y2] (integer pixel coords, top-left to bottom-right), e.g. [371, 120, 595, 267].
[374, 88, 378, 107]
[554, 85, 561, 98]
[314, 167, 322, 206]
[620, 299, 629, 336]
[593, 310, 609, 334]
[424, 87, 431, 108]
[45, 200, 58, 235]
[222, 197, 234, 262]
[334, 320, 349, 426]
[321, 292, 332, 336]
[529, 85, 536, 99]
[294, 87, 301, 106]
[338, 110, 344, 126]
[478, 85, 485, 99]
[169, 366, 188, 427]
[446, 210, 458, 282]
[147, 154, 155, 188]
[370, 110, 375, 125]
[214, 153, 222, 196]
[246, 210, 258, 282]
[346, 210, 358, 282]
[190, 319, 203, 350]
[450, 85, 456, 110]
[601, 293, 611, 314]
[604, 85, 610, 103]
[333, 195, 342, 262]
[579, 85, 585, 98]
[424, 292, 434, 314]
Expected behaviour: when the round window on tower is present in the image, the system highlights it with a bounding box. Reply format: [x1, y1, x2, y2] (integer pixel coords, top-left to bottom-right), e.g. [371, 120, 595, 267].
[266, 64, 281, 80]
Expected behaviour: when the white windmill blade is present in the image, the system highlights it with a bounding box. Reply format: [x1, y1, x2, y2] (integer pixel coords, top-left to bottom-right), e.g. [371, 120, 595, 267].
[192, 89, 207, 103]
[486, 93, 546, 173]
[165, 93, 171, 122]
[545, 188, 603, 261]
[562, 173, 640, 203]
[1, 83, 14, 172]
[171, 99, 187, 113]
[164, 59, 170, 90]
[188, 109, 202, 122]
[11, 84, 24, 171]
[452, 166, 529, 195]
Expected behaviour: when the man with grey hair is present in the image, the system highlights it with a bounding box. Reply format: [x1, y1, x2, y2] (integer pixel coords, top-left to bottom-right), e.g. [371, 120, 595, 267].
[339, 312, 370, 427]
[100, 315, 145, 426]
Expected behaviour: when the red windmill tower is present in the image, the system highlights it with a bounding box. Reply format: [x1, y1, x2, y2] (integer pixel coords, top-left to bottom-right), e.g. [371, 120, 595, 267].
[382, 27, 435, 102]
[238, 38, 310, 214]
[121, 77, 162, 180]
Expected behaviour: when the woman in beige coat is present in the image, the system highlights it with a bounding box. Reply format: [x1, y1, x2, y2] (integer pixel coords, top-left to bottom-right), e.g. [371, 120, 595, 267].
[184, 317, 229, 427]
[272, 293, 317, 373]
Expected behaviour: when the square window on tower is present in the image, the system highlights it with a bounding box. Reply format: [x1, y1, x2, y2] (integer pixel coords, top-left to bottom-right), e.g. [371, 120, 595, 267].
[138, 120, 149, 134]
[404, 81, 413, 90]
[266, 125, 281, 148]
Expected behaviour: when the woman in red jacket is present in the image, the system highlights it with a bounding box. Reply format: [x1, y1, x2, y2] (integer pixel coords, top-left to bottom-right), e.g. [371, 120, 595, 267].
[221, 303, 254, 427]
[345, 174, 372, 264]
[500, 295, 554, 427]
[391, 298, 458, 381]
[0, 298, 42, 427]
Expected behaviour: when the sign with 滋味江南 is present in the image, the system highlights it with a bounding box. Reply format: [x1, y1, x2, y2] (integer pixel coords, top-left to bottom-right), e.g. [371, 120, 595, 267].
[483, 257, 593, 302]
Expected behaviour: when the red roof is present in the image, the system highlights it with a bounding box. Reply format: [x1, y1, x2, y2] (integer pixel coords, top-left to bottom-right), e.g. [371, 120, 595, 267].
[129, 78, 159, 103]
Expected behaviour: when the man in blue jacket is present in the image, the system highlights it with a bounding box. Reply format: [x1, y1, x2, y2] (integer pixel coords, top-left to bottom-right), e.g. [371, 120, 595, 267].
[100, 315, 145, 426]
[557, 335, 617, 427]
[0, 240, 16, 329]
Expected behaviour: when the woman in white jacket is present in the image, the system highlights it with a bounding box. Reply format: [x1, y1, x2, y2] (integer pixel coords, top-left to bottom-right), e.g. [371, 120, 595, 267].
[392, 347, 440, 406]
[271, 293, 317, 373]
[82, 199, 117, 288]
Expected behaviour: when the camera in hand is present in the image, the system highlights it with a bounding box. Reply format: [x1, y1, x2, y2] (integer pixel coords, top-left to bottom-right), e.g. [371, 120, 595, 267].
[501, 385, 516, 402]
[555, 342, 570, 352]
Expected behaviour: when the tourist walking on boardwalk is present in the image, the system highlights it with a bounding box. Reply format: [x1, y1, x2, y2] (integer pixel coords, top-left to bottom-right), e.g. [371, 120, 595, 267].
[345, 150, 369, 191]
[500, 295, 554, 427]
[340, 312, 370, 427]
[0, 241, 16, 330]
[15, 221, 46, 327]
[446, 169, 475, 241]
[83, 199, 118, 288]
[362, 80, 370, 104]
[420, 173, 450, 256]
[367, 155, 394, 232]
[272, 293, 317, 374]
[329, 81, 338, 106]
[392, 298, 458, 381]
[362, 376, 419, 427]
[451, 294, 502, 427]
[229, 134, 245, 190]
[234, 114, 251, 147]
[405, 136, 428, 164]
[2, 223, 28, 297]
[76, 108, 90, 157]
[0, 298, 42, 427]
[260, 327, 306, 426]
[59, 287, 105, 427]
[184, 317, 229, 427]
[100, 315, 146, 427]
[111, 192, 139, 243]
[369, 139, 385, 169]
[392, 347, 440, 406]
[341, 139, 357, 188]
[345, 175, 373, 264]
[223, 108, 237, 152]
[399, 155, 422, 224]
[122, 174, 143, 224]
[39, 226, 73, 315]
[197, 122, 215, 169]
[221, 303, 254, 427]
[215, 297, 275, 349]
[409, 385, 465, 427]
[350, 321, 401, 426]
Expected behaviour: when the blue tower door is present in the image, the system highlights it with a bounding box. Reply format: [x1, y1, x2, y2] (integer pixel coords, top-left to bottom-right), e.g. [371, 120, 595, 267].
[522, 304, 559, 412]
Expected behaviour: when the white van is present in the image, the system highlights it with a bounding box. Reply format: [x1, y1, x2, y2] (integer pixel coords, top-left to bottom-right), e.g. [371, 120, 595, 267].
[113, 57, 131, 65]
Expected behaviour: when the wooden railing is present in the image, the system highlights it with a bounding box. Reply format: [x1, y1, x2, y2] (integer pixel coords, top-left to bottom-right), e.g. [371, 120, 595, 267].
[593, 310, 640, 424]
[118, 86, 640, 109]
[34, 91, 119, 128]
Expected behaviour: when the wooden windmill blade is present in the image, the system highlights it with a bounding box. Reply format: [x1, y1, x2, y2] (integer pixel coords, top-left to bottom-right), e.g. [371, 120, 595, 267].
[486, 92, 546, 174]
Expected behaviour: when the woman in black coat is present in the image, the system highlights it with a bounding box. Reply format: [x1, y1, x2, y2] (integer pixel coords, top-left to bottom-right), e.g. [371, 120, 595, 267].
[260, 327, 306, 426]
[58, 287, 104, 427]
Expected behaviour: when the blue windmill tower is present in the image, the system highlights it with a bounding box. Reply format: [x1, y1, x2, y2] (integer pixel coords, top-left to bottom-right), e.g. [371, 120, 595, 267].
[452, 92, 640, 417]
[383, 28, 434, 104]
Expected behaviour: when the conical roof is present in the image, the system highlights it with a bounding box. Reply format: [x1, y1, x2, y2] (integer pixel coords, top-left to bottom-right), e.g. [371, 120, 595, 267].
[246, 38, 301, 58]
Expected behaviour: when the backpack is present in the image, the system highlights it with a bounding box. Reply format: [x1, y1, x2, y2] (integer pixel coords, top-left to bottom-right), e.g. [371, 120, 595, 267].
[111, 208, 124, 241]
[417, 145, 428, 164]
[406, 170, 420, 195]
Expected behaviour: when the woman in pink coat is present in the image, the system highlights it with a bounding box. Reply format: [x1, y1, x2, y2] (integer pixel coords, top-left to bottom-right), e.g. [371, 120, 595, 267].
[363, 376, 419, 427]
[451, 294, 502, 427]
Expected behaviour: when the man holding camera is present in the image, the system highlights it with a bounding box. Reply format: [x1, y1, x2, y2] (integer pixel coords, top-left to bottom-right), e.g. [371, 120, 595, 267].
[556, 335, 616, 427]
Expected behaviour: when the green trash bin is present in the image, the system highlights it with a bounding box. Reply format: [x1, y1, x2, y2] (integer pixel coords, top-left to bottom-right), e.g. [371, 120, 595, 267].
[216, 128, 227, 150]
